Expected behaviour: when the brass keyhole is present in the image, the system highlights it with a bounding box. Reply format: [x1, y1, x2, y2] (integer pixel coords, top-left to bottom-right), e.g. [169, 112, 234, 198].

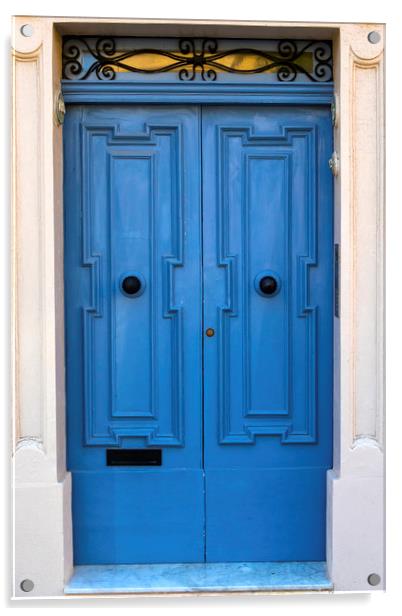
[206, 328, 215, 337]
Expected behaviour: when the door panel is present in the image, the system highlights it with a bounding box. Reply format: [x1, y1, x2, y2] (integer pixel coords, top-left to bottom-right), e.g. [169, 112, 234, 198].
[202, 106, 333, 561]
[64, 105, 204, 563]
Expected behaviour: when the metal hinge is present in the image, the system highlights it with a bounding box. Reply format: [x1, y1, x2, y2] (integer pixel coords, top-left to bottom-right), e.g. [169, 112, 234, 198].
[54, 89, 66, 126]
[328, 151, 339, 177]
[331, 93, 339, 127]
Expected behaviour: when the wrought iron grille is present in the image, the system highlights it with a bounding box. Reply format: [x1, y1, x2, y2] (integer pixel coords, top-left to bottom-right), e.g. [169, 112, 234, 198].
[62, 37, 333, 83]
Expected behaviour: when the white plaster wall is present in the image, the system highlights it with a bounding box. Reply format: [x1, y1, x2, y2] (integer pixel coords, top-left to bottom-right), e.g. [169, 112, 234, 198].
[12, 16, 73, 598]
[327, 23, 385, 591]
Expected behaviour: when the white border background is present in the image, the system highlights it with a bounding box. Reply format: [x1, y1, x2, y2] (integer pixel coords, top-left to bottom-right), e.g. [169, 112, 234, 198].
[1, 0, 400, 612]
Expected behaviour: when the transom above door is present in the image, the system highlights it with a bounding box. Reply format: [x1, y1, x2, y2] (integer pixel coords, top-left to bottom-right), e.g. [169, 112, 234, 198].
[64, 103, 333, 565]
[62, 36, 333, 84]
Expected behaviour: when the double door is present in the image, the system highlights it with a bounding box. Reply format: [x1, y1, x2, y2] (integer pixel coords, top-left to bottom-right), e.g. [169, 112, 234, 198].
[64, 104, 333, 565]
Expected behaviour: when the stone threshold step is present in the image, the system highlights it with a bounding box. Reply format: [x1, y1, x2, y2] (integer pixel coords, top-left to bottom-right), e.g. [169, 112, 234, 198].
[64, 561, 332, 595]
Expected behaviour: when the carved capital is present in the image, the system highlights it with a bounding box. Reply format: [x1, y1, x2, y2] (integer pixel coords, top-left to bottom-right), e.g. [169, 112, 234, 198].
[12, 17, 45, 55]
[345, 23, 384, 61]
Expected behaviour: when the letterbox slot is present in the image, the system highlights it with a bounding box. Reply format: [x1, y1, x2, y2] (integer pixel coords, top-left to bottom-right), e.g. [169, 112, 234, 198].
[106, 448, 162, 466]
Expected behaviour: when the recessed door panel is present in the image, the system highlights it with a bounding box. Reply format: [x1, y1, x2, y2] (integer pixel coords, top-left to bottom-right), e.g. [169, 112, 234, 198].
[202, 106, 333, 560]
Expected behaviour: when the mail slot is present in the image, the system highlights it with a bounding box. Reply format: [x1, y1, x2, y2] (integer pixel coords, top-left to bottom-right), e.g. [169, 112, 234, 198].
[106, 448, 162, 466]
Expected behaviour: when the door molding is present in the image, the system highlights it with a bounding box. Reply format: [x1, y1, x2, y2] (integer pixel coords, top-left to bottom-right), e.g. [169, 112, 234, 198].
[61, 81, 334, 105]
[12, 16, 385, 596]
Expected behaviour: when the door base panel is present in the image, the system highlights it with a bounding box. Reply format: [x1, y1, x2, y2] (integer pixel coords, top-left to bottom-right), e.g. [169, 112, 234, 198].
[72, 470, 205, 564]
[64, 561, 332, 594]
[205, 468, 327, 562]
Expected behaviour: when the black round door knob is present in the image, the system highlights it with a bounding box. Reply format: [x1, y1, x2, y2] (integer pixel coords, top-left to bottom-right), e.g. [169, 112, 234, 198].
[122, 275, 141, 296]
[259, 275, 278, 296]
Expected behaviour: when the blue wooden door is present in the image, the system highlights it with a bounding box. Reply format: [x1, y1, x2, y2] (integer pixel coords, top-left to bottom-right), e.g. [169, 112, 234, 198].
[64, 104, 333, 565]
[64, 105, 204, 564]
[202, 106, 333, 561]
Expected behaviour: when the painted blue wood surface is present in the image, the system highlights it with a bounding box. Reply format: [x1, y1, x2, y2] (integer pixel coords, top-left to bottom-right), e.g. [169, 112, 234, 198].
[202, 106, 333, 561]
[64, 105, 204, 563]
[62, 81, 334, 105]
[64, 104, 333, 565]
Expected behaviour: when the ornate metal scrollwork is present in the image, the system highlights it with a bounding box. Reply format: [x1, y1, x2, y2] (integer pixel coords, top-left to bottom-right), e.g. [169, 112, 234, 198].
[62, 37, 333, 82]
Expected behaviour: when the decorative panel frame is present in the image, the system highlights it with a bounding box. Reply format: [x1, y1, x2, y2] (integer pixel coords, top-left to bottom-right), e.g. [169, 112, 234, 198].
[12, 16, 385, 597]
[79, 123, 186, 447]
[215, 126, 319, 445]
